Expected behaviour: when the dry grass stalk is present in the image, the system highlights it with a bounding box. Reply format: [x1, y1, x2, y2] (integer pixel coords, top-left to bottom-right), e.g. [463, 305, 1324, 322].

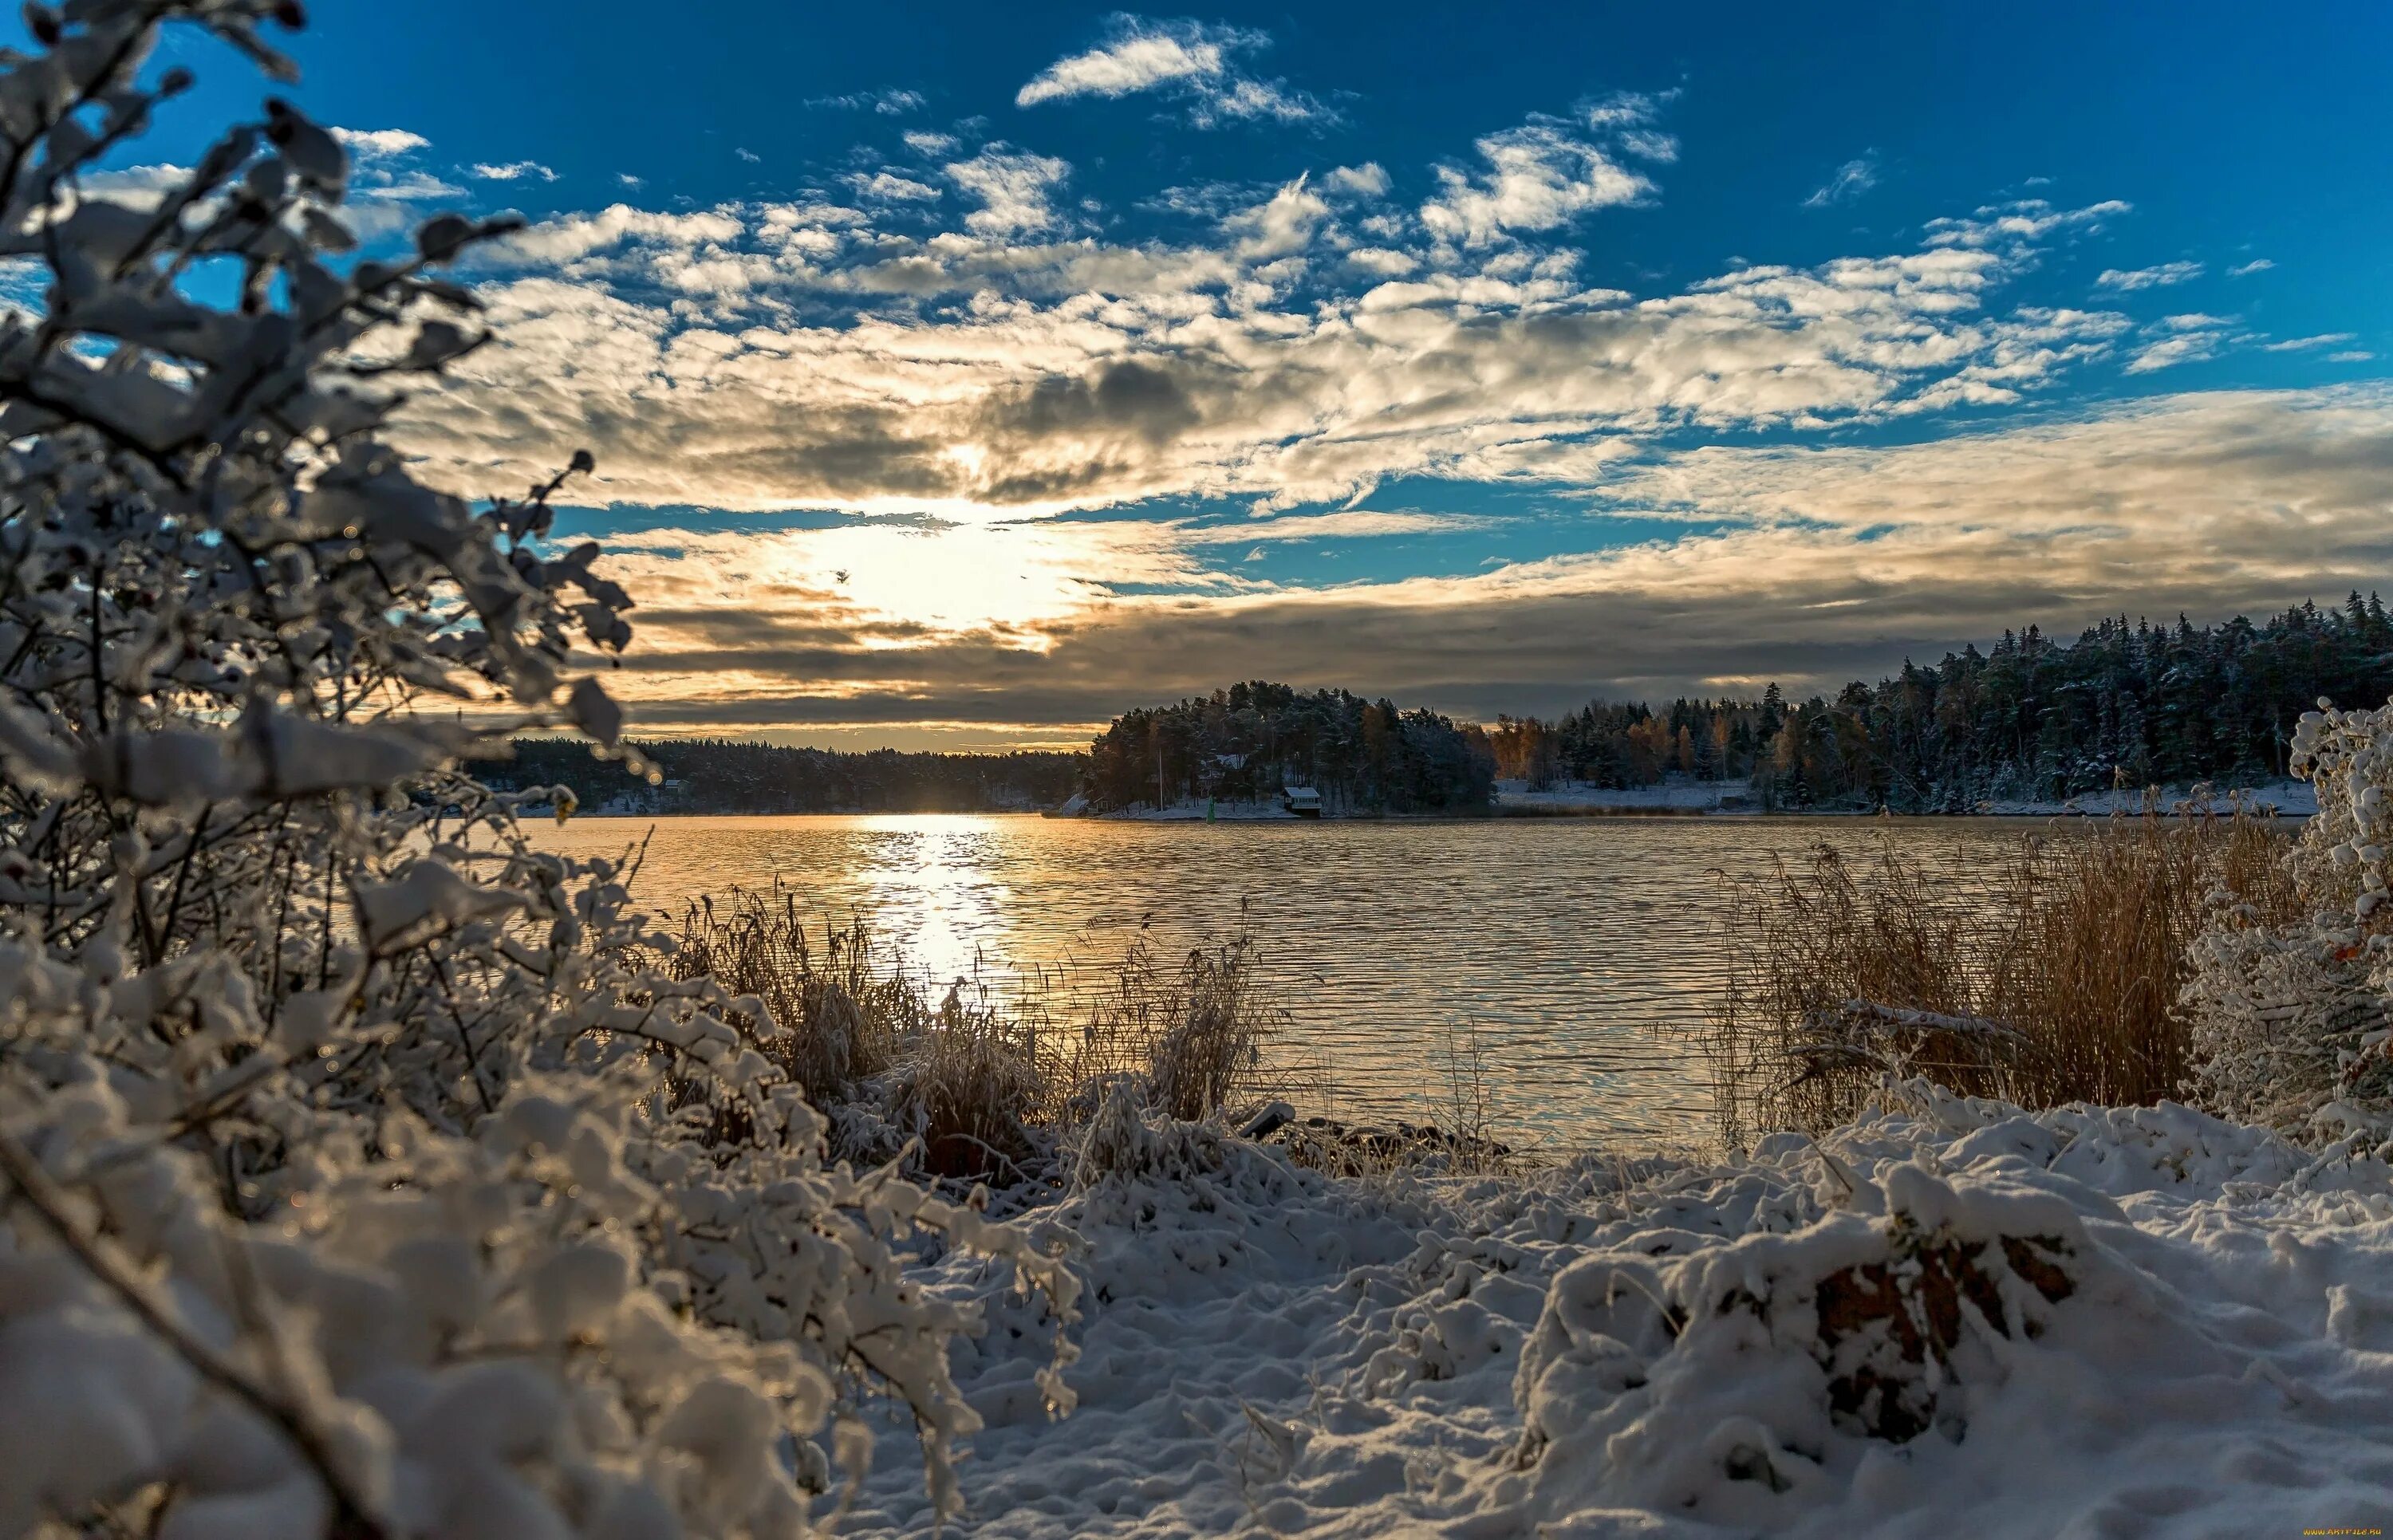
[1055, 911, 1291, 1124]
[1707, 810, 2306, 1150]
[661, 888, 1288, 1184]
[893, 987, 1049, 1180]
[668, 892, 921, 1100]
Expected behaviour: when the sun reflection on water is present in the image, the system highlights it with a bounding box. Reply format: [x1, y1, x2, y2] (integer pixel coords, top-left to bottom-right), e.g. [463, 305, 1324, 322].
[844, 815, 1013, 987]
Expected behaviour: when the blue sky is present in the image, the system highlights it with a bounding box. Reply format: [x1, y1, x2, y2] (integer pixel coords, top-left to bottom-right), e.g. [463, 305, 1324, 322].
[104, 3, 2393, 745]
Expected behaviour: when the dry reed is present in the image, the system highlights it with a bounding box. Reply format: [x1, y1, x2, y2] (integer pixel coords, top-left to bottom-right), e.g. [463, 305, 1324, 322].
[661, 888, 1288, 1184]
[669, 893, 920, 1099]
[1060, 927, 1286, 1123]
[1706, 809, 2304, 1151]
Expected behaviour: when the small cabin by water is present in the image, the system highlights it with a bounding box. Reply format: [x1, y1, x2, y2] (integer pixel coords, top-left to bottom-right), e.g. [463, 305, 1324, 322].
[1282, 785, 1323, 818]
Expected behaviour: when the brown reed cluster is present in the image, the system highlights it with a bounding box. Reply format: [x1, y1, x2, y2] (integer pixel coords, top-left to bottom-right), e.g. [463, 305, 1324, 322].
[1706, 810, 2304, 1150]
[661, 889, 1288, 1184]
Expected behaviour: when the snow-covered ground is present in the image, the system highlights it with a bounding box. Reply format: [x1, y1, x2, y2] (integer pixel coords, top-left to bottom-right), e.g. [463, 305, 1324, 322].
[1494, 777, 2320, 817]
[1977, 778, 2318, 818]
[852, 1085, 2393, 1537]
[1498, 778, 1750, 813]
[1072, 780, 2323, 821]
[1097, 798, 1302, 821]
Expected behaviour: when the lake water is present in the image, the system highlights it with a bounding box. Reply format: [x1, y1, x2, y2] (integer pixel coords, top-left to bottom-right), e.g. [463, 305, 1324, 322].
[527, 814, 2077, 1148]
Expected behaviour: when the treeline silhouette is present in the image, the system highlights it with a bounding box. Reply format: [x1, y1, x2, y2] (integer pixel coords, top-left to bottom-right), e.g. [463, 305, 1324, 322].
[470, 738, 1082, 813]
[1487, 597, 2393, 810]
[1082, 682, 1496, 813]
[475, 597, 2393, 818]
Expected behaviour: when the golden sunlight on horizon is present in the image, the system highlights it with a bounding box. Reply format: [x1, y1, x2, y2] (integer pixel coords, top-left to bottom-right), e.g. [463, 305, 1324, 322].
[600, 516, 1210, 644]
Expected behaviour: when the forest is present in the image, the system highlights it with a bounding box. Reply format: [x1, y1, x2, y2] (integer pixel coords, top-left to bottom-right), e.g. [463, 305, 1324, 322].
[1079, 683, 1499, 814]
[470, 737, 1083, 813]
[1485, 597, 2393, 810]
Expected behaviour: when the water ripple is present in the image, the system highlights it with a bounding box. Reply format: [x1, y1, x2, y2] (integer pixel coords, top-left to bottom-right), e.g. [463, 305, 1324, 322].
[531, 815, 2054, 1147]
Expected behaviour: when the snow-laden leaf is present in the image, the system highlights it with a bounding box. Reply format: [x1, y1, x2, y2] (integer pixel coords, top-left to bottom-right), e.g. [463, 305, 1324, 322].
[567, 676, 623, 746]
[0, 699, 79, 792]
[262, 98, 343, 189]
[352, 858, 524, 954]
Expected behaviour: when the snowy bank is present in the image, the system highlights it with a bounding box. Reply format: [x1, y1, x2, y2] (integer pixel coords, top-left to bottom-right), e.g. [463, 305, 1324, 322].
[853, 1083, 2393, 1537]
[1494, 777, 2320, 817]
[1076, 779, 2322, 821]
[1498, 778, 1751, 813]
[1094, 798, 1300, 821]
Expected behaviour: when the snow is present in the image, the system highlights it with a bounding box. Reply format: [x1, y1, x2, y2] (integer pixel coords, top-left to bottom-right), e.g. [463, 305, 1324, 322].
[1499, 778, 1749, 813]
[1098, 798, 1300, 821]
[1974, 778, 2318, 819]
[1075, 779, 2324, 821]
[849, 1081, 2393, 1537]
[1494, 777, 2321, 817]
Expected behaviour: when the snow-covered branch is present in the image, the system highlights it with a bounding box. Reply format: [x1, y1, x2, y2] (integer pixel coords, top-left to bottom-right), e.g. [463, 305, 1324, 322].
[0, 8, 1077, 1535]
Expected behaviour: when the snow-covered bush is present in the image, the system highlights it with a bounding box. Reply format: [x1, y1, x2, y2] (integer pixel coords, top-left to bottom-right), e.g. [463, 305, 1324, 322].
[1512, 1156, 2085, 1517]
[2182, 699, 2393, 1134]
[0, 6, 1074, 1536]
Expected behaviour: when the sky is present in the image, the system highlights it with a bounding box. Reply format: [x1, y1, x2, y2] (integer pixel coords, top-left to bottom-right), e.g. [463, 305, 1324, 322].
[104, 2, 2393, 746]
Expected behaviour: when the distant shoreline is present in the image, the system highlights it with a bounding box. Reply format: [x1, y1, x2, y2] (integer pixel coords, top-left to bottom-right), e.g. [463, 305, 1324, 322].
[554, 802, 2314, 822]
[554, 774, 2320, 822]
[1059, 776, 2318, 823]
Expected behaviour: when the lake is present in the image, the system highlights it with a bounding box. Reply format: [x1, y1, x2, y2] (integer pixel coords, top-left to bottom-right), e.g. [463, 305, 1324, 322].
[527, 814, 2084, 1148]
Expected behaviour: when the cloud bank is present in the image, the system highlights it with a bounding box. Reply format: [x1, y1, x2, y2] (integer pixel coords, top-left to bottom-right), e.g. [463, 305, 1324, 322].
[561, 388, 2393, 746]
[317, 96, 2385, 746]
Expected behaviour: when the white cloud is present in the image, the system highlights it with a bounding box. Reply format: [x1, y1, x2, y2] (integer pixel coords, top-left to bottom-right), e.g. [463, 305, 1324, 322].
[903, 131, 959, 156]
[1803, 154, 1878, 209]
[2120, 313, 2267, 374]
[1181, 510, 1494, 543]
[2330, 351, 2375, 363]
[1327, 163, 1390, 197]
[396, 183, 2135, 521]
[1607, 387, 2393, 571]
[1924, 198, 2130, 250]
[1222, 177, 1327, 259]
[331, 128, 429, 160]
[1345, 246, 1417, 276]
[806, 87, 925, 115]
[469, 160, 557, 183]
[617, 173, 644, 188]
[2263, 333, 2355, 352]
[2229, 258, 2275, 277]
[944, 148, 1069, 235]
[475, 204, 747, 268]
[1193, 78, 1318, 127]
[74, 163, 187, 203]
[1018, 18, 1242, 103]
[2125, 333, 2222, 373]
[1418, 112, 1655, 248]
[2097, 260, 2203, 290]
[1015, 17, 1324, 126]
[846, 171, 941, 203]
[735, 147, 761, 163]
